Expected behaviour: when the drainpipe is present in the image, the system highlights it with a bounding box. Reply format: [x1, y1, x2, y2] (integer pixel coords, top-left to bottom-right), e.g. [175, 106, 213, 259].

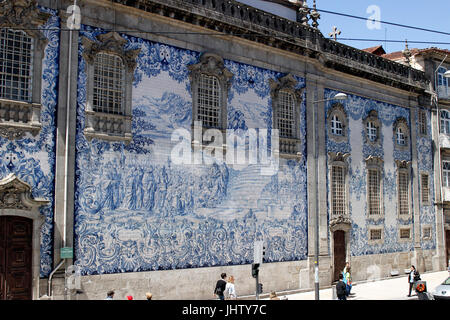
[47, 260, 65, 299]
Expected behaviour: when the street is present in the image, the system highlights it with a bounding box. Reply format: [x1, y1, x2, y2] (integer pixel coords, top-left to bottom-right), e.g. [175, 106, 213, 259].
[263, 271, 449, 300]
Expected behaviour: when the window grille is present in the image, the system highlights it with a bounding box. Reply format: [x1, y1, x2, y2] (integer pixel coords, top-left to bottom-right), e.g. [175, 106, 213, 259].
[331, 114, 343, 136]
[441, 110, 450, 134]
[366, 121, 377, 142]
[398, 171, 409, 215]
[443, 161, 450, 187]
[277, 90, 295, 138]
[368, 169, 381, 215]
[93, 52, 125, 115]
[421, 174, 429, 204]
[396, 127, 406, 145]
[331, 166, 346, 216]
[418, 110, 427, 136]
[197, 73, 220, 128]
[400, 228, 410, 239]
[370, 229, 382, 240]
[0, 28, 33, 102]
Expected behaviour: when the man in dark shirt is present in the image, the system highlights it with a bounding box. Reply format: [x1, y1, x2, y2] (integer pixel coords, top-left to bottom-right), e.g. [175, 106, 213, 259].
[214, 273, 227, 300]
[336, 273, 347, 300]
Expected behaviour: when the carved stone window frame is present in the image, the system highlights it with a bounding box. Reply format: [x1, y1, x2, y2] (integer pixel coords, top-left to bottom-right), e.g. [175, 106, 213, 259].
[328, 152, 350, 222]
[327, 103, 348, 143]
[269, 74, 304, 159]
[363, 110, 381, 146]
[365, 155, 384, 220]
[398, 226, 412, 242]
[395, 160, 412, 220]
[393, 117, 410, 151]
[82, 32, 140, 143]
[368, 226, 384, 245]
[188, 53, 233, 135]
[0, 0, 51, 140]
[421, 224, 432, 240]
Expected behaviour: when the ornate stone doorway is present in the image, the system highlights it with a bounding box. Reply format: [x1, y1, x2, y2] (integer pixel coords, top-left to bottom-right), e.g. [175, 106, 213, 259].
[0, 174, 48, 300]
[0, 216, 33, 300]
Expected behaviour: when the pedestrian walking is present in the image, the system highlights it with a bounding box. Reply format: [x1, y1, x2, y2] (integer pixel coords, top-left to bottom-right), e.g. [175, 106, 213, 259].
[105, 290, 115, 300]
[344, 266, 352, 296]
[214, 272, 227, 300]
[225, 275, 237, 300]
[407, 265, 420, 297]
[336, 273, 347, 300]
[146, 292, 153, 300]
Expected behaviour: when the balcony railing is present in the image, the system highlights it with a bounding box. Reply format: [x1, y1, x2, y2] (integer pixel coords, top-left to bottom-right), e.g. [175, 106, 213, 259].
[84, 111, 132, 143]
[0, 99, 42, 140]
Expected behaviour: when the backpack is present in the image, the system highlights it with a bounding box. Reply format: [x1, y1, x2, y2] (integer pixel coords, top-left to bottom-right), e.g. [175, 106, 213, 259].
[414, 271, 421, 282]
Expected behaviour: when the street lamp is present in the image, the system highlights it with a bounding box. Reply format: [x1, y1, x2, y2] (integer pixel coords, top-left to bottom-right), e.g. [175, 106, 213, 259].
[312, 92, 348, 300]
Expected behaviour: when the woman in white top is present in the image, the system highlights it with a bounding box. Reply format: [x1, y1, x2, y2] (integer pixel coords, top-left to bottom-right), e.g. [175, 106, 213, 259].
[225, 275, 237, 300]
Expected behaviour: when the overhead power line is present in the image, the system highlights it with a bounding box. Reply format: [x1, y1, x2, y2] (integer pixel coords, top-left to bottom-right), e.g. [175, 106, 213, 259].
[315, 8, 450, 37]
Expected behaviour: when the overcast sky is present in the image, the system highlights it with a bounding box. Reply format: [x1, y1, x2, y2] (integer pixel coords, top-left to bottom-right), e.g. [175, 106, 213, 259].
[315, 0, 450, 53]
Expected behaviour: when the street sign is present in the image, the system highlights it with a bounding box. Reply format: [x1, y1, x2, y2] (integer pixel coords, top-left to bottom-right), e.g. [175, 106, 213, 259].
[60, 247, 73, 259]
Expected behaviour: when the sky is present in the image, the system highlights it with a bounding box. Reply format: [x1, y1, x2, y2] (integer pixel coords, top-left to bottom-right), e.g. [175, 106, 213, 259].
[314, 0, 450, 53]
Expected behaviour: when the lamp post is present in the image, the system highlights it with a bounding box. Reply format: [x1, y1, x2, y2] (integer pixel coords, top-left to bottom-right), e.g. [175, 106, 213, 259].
[311, 92, 347, 300]
[434, 55, 450, 270]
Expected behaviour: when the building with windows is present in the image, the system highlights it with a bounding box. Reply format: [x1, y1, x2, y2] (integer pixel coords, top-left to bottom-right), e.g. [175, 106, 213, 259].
[0, 0, 445, 300]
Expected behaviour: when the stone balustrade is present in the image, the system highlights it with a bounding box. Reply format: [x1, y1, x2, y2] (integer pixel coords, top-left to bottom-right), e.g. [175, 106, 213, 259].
[0, 99, 42, 139]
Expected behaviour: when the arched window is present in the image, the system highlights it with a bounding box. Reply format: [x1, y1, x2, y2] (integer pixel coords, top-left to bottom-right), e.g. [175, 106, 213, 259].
[93, 52, 125, 115]
[365, 156, 384, 219]
[198, 73, 221, 128]
[0, 28, 33, 102]
[327, 103, 347, 143]
[393, 117, 409, 150]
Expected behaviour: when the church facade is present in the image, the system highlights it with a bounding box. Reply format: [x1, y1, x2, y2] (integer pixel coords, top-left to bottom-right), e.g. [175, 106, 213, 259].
[0, 0, 444, 300]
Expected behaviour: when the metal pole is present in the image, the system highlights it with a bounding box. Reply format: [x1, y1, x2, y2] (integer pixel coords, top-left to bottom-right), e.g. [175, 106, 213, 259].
[255, 273, 259, 300]
[314, 95, 320, 300]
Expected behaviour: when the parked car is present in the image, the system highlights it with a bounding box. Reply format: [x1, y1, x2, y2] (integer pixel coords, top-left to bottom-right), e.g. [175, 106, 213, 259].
[432, 277, 450, 300]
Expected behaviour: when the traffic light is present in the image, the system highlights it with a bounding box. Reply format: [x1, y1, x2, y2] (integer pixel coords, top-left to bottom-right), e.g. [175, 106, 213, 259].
[251, 263, 260, 278]
[257, 283, 263, 294]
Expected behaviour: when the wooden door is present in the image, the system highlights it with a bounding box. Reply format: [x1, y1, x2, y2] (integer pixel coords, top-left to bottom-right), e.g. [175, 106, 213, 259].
[333, 230, 346, 282]
[0, 216, 33, 300]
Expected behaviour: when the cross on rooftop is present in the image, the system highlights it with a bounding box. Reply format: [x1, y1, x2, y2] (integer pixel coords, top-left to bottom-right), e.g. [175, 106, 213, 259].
[329, 26, 341, 41]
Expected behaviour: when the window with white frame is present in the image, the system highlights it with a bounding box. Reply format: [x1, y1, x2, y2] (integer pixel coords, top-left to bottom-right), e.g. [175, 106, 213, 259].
[421, 173, 429, 204]
[441, 110, 450, 134]
[396, 126, 406, 146]
[197, 73, 220, 128]
[398, 170, 410, 215]
[418, 110, 427, 136]
[331, 114, 343, 136]
[93, 52, 125, 115]
[438, 67, 449, 97]
[368, 168, 381, 216]
[277, 90, 295, 138]
[366, 121, 377, 142]
[331, 165, 346, 217]
[0, 28, 33, 102]
[443, 161, 450, 187]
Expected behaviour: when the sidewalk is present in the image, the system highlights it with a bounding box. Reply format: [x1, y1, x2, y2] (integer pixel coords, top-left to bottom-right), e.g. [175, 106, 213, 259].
[263, 270, 449, 300]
